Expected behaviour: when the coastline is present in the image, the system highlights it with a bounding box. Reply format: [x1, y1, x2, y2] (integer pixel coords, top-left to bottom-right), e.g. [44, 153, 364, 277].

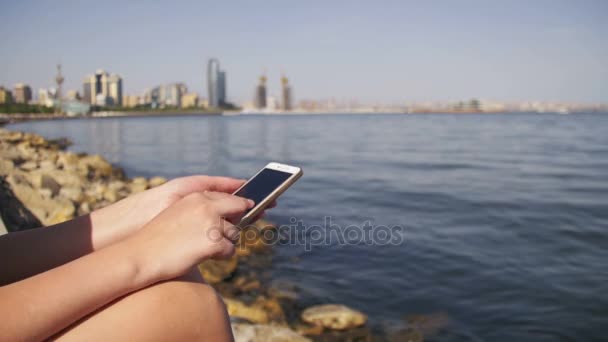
[0, 128, 377, 341]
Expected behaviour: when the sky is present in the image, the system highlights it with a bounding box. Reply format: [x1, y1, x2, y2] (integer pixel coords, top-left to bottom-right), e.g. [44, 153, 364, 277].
[0, 0, 606, 105]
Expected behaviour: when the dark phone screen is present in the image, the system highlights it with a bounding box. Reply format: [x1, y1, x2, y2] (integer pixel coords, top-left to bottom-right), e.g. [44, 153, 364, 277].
[235, 168, 292, 213]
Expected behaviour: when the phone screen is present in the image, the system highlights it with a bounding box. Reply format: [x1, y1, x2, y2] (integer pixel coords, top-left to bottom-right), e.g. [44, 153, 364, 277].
[235, 168, 293, 213]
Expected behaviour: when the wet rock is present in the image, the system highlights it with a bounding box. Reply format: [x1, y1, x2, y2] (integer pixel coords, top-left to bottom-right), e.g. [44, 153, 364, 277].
[301, 304, 367, 330]
[198, 254, 239, 283]
[148, 176, 167, 187]
[253, 296, 287, 324]
[232, 323, 311, 342]
[224, 298, 270, 324]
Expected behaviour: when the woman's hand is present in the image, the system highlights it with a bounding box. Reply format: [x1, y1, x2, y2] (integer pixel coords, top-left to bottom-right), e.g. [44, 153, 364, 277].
[90, 176, 247, 250]
[127, 191, 254, 282]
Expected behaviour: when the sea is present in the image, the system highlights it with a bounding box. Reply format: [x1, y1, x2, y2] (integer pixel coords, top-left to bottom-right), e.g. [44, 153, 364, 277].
[11, 113, 608, 341]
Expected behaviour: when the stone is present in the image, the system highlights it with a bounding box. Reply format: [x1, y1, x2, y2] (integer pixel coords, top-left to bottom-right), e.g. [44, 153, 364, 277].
[0, 159, 14, 175]
[148, 176, 167, 188]
[253, 297, 286, 324]
[224, 298, 269, 324]
[40, 174, 61, 197]
[19, 161, 38, 171]
[129, 177, 148, 193]
[103, 188, 119, 203]
[57, 152, 80, 170]
[78, 154, 113, 179]
[45, 198, 75, 225]
[301, 304, 367, 330]
[231, 324, 311, 342]
[198, 254, 239, 283]
[59, 186, 84, 202]
[38, 159, 57, 171]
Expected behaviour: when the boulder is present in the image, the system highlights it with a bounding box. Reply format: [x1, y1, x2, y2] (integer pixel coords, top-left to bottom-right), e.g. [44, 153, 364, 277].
[148, 176, 167, 188]
[301, 304, 367, 330]
[0, 159, 14, 175]
[198, 254, 239, 283]
[19, 161, 38, 171]
[231, 324, 311, 342]
[224, 298, 269, 324]
[78, 154, 113, 179]
[129, 177, 148, 193]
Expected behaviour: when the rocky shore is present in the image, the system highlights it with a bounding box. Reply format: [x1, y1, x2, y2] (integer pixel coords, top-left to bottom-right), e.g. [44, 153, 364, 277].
[0, 128, 375, 341]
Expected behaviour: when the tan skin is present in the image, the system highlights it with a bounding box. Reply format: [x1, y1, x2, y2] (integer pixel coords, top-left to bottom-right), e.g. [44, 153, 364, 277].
[0, 176, 274, 341]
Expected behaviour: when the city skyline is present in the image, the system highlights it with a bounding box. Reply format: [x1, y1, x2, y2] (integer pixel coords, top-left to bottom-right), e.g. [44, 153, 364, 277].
[0, 1, 607, 104]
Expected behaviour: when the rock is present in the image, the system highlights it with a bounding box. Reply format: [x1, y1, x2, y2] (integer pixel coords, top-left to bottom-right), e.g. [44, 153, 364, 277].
[301, 304, 367, 330]
[148, 176, 167, 188]
[234, 276, 262, 292]
[78, 154, 113, 179]
[253, 297, 286, 324]
[129, 177, 148, 193]
[231, 324, 311, 342]
[198, 254, 239, 283]
[57, 152, 80, 171]
[0, 159, 14, 175]
[40, 174, 61, 197]
[19, 161, 38, 171]
[6, 177, 75, 226]
[237, 219, 276, 255]
[59, 186, 84, 202]
[0, 177, 42, 232]
[103, 188, 119, 203]
[38, 159, 57, 171]
[224, 298, 269, 324]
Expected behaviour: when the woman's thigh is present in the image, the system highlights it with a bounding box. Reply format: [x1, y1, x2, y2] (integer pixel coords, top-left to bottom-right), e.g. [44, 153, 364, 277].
[53, 268, 233, 342]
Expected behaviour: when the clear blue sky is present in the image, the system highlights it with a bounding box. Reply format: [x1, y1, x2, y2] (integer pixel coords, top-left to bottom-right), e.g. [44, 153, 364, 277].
[1, 0, 606, 104]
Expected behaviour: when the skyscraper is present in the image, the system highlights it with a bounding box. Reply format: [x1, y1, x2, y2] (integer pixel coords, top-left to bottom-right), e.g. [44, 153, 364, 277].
[13, 83, 32, 104]
[83, 70, 123, 106]
[281, 76, 292, 111]
[207, 58, 227, 108]
[255, 75, 267, 109]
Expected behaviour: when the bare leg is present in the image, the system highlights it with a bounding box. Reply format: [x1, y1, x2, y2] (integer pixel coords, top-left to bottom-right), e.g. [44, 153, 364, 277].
[53, 268, 233, 342]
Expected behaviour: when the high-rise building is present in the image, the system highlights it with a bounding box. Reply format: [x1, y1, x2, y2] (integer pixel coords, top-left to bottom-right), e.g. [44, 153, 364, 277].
[38, 88, 56, 107]
[207, 58, 227, 108]
[13, 83, 33, 104]
[254, 75, 267, 109]
[143, 83, 185, 107]
[83, 70, 123, 106]
[123, 95, 140, 108]
[181, 92, 199, 108]
[0, 86, 13, 104]
[281, 76, 292, 111]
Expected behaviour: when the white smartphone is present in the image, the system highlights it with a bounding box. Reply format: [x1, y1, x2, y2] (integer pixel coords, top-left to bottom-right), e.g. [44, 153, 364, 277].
[233, 162, 303, 228]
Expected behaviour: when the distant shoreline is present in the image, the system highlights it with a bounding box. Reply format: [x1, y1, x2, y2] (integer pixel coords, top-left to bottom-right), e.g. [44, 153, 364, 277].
[2, 109, 605, 125]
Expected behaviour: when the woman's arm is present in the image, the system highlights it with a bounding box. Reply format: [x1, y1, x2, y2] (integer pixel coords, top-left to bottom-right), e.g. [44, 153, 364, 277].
[0, 191, 252, 341]
[0, 176, 246, 285]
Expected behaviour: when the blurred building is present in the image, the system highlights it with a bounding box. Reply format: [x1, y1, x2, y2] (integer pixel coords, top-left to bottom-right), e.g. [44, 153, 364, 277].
[66, 90, 81, 101]
[266, 95, 278, 110]
[13, 83, 32, 104]
[181, 92, 199, 108]
[207, 58, 227, 108]
[0, 86, 13, 104]
[38, 88, 56, 107]
[254, 75, 267, 109]
[123, 95, 141, 108]
[280, 76, 292, 110]
[83, 70, 123, 106]
[143, 83, 186, 107]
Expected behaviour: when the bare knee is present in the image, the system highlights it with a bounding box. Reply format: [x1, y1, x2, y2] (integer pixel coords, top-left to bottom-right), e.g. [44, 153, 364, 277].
[55, 268, 233, 341]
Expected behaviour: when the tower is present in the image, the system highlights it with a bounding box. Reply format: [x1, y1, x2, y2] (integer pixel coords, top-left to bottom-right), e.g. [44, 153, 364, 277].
[255, 75, 267, 109]
[55, 64, 64, 99]
[281, 75, 292, 111]
[207, 58, 227, 108]
[55, 64, 65, 113]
